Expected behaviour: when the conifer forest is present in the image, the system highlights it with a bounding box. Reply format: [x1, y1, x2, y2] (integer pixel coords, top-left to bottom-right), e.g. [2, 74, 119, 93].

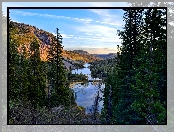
[7, 7, 167, 125]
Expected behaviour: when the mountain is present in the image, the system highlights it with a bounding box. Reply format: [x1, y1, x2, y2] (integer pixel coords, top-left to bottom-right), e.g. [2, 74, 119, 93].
[73, 50, 89, 55]
[62, 50, 102, 70]
[90, 53, 117, 60]
[9, 20, 102, 70]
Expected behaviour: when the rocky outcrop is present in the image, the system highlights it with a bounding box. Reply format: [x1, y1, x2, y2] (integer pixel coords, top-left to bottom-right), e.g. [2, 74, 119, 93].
[73, 50, 89, 55]
[63, 59, 77, 70]
[10, 20, 102, 69]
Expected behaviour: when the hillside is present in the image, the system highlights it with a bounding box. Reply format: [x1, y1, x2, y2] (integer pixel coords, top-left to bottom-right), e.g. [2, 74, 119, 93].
[9, 20, 102, 69]
[91, 53, 117, 60]
[73, 50, 89, 55]
[63, 50, 101, 62]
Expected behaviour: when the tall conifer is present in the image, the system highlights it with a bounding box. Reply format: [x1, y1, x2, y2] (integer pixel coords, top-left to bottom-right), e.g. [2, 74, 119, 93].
[47, 28, 73, 108]
[131, 8, 167, 124]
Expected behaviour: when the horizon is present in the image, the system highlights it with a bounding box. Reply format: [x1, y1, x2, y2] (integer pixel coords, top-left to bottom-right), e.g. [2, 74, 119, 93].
[5, 6, 126, 54]
[65, 49, 117, 54]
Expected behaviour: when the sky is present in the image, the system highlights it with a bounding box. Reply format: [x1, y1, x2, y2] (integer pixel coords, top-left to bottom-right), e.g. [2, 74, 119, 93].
[3, 2, 131, 54]
[2, 2, 174, 54]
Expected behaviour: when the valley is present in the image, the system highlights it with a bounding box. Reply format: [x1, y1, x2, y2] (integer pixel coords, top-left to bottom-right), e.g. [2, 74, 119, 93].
[7, 6, 167, 125]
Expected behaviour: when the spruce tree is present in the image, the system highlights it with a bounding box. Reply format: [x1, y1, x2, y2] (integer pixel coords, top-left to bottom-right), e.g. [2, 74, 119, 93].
[113, 9, 144, 124]
[131, 8, 167, 124]
[47, 28, 73, 108]
[28, 38, 47, 109]
[9, 19, 23, 101]
[102, 9, 149, 124]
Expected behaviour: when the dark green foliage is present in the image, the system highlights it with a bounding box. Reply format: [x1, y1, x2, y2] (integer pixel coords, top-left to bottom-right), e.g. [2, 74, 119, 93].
[104, 9, 145, 124]
[89, 57, 118, 80]
[131, 8, 167, 124]
[46, 29, 75, 108]
[67, 72, 88, 82]
[9, 18, 48, 124]
[9, 20, 21, 101]
[27, 39, 47, 108]
[73, 62, 85, 69]
[8, 25, 76, 124]
[102, 8, 167, 124]
[8, 7, 167, 124]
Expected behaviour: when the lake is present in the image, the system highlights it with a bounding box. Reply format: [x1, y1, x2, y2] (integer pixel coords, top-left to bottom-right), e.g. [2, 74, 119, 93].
[71, 63, 105, 114]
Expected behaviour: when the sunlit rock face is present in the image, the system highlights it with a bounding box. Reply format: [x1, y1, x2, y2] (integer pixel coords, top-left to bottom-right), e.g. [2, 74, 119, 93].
[9, 20, 102, 69]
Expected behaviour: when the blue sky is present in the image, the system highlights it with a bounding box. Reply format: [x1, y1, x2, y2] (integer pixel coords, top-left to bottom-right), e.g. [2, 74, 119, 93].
[3, 2, 130, 54]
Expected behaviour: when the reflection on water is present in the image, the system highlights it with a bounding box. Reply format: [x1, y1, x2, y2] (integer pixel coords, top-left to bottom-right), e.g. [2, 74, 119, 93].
[72, 63, 101, 81]
[71, 63, 105, 114]
[73, 82, 105, 113]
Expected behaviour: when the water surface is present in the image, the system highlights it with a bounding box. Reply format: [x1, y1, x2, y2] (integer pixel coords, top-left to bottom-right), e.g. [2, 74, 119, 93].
[71, 63, 104, 113]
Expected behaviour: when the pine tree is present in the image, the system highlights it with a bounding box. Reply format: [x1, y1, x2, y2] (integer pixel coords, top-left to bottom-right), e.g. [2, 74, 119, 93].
[17, 44, 29, 102]
[102, 9, 148, 124]
[9, 19, 21, 101]
[102, 58, 121, 124]
[47, 28, 73, 108]
[114, 9, 145, 124]
[27, 38, 47, 109]
[131, 8, 167, 124]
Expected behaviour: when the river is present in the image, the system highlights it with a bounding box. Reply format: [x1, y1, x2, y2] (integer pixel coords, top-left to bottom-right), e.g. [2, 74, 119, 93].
[71, 63, 105, 114]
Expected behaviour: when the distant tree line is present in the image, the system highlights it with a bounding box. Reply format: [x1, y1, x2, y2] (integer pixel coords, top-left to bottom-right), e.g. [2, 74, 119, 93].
[89, 58, 118, 80]
[7, 7, 167, 125]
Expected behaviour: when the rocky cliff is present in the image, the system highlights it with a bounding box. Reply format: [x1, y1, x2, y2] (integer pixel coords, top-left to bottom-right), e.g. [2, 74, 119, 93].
[9, 20, 102, 70]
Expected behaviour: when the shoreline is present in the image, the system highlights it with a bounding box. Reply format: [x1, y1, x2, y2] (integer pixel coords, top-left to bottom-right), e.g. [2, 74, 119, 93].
[69, 81, 84, 88]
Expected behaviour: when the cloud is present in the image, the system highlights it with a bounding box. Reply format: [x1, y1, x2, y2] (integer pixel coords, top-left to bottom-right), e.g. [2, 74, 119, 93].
[74, 18, 79, 20]
[10, 10, 95, 25]
[11, 10, 72, 20]
[10, 9, 123, 29]
[61, 34, 76, 39]
[73, 24, 121, 43]
[66, 40, 76, 43]
[101, 22, 108, 24]
[64, 47, 117, 54]
[95, 34, 103, 36]
[89, 9, 111, 17]
[88, 9, 124, 27]
[10, 9, 123, 27]
[80, 18, 85, 21]
[85, 19, 93, 22]
[9, 8, 123, 54]
[85, 33, 93, 36]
